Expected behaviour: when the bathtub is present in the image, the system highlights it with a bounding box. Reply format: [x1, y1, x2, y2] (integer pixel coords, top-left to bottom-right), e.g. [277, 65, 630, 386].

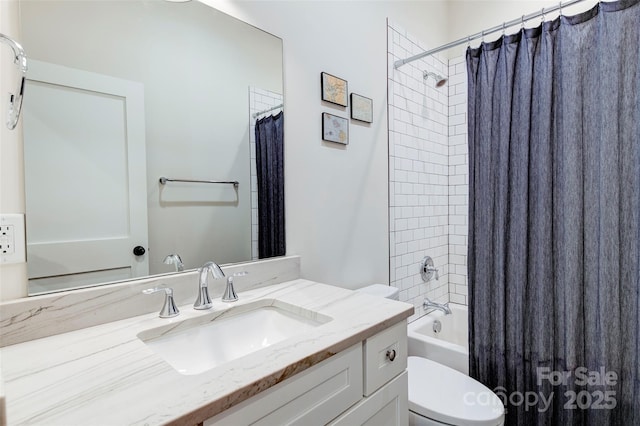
[407, 303, 469, 375]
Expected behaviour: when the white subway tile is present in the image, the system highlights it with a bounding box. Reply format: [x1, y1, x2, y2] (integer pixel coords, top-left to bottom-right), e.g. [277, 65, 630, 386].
[452, 244, 467, 255]
[450, 293, 466, 305]
[450, 55, 465, 65]
[396, 265, 409, 280]
[449, 113, 466, 126]
[450, 93, 466, 106]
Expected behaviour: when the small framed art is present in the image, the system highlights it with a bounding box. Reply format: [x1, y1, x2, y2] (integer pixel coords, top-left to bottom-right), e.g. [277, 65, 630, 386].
[321, 72, 348, 107]
[350, 93, 373, 123]
[322, 112, 349, 145]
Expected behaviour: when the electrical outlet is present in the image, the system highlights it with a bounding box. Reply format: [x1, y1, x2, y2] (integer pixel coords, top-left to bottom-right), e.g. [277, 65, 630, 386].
[0, 214, 26, 264]
[0, 224, 16, 254]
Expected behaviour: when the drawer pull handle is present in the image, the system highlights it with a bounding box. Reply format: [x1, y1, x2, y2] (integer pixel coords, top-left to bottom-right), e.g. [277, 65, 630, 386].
[386, 349, 397, 362]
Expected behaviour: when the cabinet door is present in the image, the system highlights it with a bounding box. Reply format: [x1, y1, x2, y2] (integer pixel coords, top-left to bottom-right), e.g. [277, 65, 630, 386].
[205, 344, 363, 426]
[329, 371, 408, 426]
[363, 320, 408, 396]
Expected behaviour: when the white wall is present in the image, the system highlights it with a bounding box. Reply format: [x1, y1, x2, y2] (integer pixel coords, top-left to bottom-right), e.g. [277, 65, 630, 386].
[0, 0, 28, 300]
[205, 0, 449, 289]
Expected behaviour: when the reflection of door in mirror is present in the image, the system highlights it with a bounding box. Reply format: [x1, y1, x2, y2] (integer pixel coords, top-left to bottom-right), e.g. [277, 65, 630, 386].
[19, 0, 284, 295]
[24, 60, 149, 294]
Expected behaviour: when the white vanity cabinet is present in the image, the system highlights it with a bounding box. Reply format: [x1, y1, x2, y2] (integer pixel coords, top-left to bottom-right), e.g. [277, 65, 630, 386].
[204, 320, 408, 426]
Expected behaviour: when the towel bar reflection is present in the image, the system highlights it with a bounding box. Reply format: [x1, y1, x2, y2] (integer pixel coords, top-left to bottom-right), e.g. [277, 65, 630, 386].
[159, 177, 239, 188]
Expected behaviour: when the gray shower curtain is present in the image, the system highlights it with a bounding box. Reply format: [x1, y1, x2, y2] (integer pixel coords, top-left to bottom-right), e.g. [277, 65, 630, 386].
[255, 111, 285, 259]
[467, 1, 639, 424]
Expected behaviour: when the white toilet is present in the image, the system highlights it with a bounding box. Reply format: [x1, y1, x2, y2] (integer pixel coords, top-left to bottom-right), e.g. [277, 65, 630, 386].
[356, 283, 401, 300]
[356, 285, 504, 426]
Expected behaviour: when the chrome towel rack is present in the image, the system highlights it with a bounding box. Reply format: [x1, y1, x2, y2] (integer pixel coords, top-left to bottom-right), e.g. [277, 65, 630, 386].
[159, 177, 239, 188]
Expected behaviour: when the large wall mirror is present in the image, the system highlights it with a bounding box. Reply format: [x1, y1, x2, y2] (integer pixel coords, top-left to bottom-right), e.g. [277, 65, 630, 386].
[19, 0, 284, 295]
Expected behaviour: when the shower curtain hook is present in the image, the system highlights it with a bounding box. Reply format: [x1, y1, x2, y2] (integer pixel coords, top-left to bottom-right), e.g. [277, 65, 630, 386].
[481, 30, 485, 43]
[502, 22, 506, 36]
[541, 7, 546, 22]
[467, 35, 471, 48]
[559, 1, 563, 16]
[521, 15, 525, 30]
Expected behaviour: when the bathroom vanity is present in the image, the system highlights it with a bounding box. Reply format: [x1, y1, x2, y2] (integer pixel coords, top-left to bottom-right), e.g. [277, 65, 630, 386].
[206, 318, 409, 425]
[0, 259, 412, 425]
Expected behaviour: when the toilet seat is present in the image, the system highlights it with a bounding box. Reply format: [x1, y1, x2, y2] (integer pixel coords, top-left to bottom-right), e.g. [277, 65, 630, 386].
[408, 356, 504, 426]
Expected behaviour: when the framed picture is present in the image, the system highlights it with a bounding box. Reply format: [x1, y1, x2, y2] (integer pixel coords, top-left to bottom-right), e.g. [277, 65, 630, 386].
[350, 93, 373, 123]
[321, 72, 348, 107]
[322, 113, 349, 145]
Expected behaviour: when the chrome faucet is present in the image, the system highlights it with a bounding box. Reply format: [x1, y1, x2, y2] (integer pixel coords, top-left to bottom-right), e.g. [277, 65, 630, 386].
[163, 254, 184, 272]
[194, 261, 225, 310]
[420, 256, 439, 282]
[423, 297, 451, 315]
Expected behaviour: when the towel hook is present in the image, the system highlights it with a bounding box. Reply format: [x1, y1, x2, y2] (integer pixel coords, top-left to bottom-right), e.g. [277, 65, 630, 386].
[0, 33, 28, 130]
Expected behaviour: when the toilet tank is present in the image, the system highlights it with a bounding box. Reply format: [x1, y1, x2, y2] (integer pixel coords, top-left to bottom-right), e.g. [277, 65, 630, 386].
[355, 284, 399, 300]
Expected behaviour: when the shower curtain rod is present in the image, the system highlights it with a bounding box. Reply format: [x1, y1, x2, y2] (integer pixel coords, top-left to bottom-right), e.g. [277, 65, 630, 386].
[394, 0, 586, 69]
[253, 103, 283, 119]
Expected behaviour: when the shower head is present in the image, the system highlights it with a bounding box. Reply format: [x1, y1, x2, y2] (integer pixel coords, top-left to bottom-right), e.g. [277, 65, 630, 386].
[423, 71, 447, 88]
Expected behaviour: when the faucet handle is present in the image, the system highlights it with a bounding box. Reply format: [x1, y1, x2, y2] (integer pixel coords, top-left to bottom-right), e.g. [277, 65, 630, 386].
[143, 286, 179, 318]
[420, 256, 439, 281]
[222, 272, 247, 302]
[163, 254, 184, 272]
[432, 267, 440, 281]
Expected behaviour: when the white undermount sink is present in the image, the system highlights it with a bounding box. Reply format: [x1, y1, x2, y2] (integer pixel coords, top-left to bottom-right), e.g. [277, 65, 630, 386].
[138, 302, 330, 375]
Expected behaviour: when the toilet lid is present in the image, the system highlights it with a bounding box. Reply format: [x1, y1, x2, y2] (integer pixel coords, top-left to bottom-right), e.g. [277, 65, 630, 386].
[407, 356, 504, 426]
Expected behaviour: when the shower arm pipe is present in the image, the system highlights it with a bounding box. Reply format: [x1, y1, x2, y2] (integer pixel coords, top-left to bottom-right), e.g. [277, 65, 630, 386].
[394, 0, 585, 69]
[0, 33, 28, 130]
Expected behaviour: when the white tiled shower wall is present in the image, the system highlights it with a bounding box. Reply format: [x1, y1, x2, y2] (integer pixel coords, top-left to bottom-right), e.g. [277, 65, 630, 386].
[388, 21, 468, 321]
[248, 88, 284, 260]
[447, 57, 469, 306]
[388, 21, 450, 321]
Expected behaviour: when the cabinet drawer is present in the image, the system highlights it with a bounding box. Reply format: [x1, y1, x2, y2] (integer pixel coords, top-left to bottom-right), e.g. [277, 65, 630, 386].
[362, 320, 407, 396]
[205, 343, 363, 426]
[329, 370, 408, 426]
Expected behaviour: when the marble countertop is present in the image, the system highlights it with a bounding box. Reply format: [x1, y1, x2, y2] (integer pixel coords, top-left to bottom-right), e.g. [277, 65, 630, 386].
[0, 279, 412, 425]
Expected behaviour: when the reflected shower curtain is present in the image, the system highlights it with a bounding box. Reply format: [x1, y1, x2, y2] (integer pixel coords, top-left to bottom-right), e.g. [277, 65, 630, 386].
[467, 1, 639, 424]
[255, 111, 285, 259]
